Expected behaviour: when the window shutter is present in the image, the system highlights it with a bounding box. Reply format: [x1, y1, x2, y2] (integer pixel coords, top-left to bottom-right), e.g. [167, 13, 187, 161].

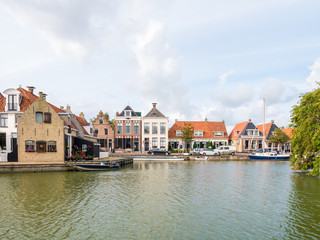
[44, 112, 52, 123]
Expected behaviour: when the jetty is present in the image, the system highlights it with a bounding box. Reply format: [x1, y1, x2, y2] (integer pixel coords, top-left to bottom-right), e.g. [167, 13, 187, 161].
[0, 157, 133, 174]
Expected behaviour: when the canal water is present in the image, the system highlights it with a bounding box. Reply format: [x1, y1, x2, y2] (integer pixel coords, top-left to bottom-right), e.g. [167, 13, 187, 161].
[0, 161, 319, 240]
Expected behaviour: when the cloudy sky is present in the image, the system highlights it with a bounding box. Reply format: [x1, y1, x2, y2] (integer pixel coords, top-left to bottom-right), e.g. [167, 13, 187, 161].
[1, 0, 319, 132]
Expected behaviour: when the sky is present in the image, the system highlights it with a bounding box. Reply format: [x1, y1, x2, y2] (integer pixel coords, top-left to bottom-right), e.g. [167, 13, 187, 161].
[0, 0, 320, 133]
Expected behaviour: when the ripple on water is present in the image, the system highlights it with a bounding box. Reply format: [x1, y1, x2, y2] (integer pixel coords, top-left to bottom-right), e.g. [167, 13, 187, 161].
[0, 162, 319, 240]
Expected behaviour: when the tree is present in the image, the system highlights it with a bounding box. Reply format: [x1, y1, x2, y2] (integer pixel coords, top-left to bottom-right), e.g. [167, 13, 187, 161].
[180, 123, 194, 150]
[290, 86, 320, 176]
[269, 128, 289, 146]
[193, 142, 197, 149]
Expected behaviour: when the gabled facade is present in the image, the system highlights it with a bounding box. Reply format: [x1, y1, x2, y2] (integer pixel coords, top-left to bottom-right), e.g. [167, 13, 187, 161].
[168, 119, 228, 150]
[142, 103, 168, 151]
[229, 119, 264, 152]
[92, 110, 115, 152]
[17, 93, 99, 163]
[114, 105, 141, 152]
[256, 120, 283, 151]
[0, 86, 38, 161]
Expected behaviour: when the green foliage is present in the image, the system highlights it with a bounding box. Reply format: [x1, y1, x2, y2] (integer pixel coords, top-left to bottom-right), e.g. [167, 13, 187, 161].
[290, 86, 320, 176]
[269, 128, 289, 145]
[180, 123, 194, 149]
[109, 119, 115, 130]
[193, 142, 197, 149]
[168, 143, 173, 151]
[206, 141, 213, 148]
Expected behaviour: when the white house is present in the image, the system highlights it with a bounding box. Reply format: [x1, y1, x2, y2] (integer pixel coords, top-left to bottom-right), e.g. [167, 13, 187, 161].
[0, 86, 37, 161]
[142, 103, 169, 152]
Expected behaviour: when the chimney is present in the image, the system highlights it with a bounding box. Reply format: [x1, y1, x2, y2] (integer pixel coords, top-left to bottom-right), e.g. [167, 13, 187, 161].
[66, 105, 72, 113]
[60, 106, 64, 110]
[116, 111, 119, 116]
[39, 92, 44, 101]
[205, 118, 208, 123]
[27, 86, 35, 94]
[43, 93, 47, 101]
[248, 119, 251, 122]
[80, 112, 85, 119]
[271, 120, 274, 124]
[152, 103, 157, 109]
[175, 119, 178, 123]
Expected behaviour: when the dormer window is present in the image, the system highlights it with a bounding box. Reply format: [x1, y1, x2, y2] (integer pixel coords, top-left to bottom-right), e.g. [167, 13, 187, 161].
[235, 130, 240, 136]
[8, 95, 18, 111]
[194, 131, 203, 137]
[125, 110, 131, 117]
[176, 130, 181, 136]
[214, 131, 223, 137]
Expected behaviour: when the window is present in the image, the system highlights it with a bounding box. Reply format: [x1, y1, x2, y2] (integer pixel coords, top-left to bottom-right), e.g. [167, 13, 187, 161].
[125, 110, 131, 117]
[25, 140, 35, 152]
[125, 122, 131, 134]
[44, 112, 51, 123]
[194, 131, 203, 136]
[99, 118, 103, 124]
[36, 141, 46, 153]
[134, 122, 139, 135]
[144, 123, 150, 134]
[36, 112, 43, 123]
[160, 137, 166, 148]
[152, 123, 158, 134]
[104, 128, 108, 135]
[82, 144, 87, 152]
[99, 139, 105, 147]
[214, 132, 223, 137]
[251, 140, 257, 149]
[247, 130, 259, 136]
[94, 128, 98, 135]
[160, 123, 166, 134]
[117, 122, 123, 134]
[176, 130, 181, 136]
[244, 140, 249, 150]
[0, 114, 8, 127]
[152, 137, 158, 148]
[8, 95, 17, 111]
[235, 130, 240, 136]
[0, 133, 6, 150]
[15, 114, 21, 127]
[48, 141, 57, 152]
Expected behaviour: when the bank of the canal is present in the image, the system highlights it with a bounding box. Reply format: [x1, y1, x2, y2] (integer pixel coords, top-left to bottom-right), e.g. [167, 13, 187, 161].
[0, 157, 133, 173]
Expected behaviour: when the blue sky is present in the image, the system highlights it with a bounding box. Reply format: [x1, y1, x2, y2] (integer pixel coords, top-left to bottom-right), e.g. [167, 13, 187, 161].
[0, 0, 319, 132]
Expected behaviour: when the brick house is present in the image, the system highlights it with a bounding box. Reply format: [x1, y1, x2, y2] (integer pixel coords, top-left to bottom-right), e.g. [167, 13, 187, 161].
[114, 105, 141, 152]
[18, 92, 99, 163]
[168, 119, 228, 150]
[229, 119, 264, 153]
[92, 110, 115, 152]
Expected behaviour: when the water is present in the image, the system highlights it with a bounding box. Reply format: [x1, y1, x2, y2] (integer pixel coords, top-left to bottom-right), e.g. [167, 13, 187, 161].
[0, 161, 319, 240]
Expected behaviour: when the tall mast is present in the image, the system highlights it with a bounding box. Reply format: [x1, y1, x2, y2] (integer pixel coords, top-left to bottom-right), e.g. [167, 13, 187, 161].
[263, 98, 266, 150]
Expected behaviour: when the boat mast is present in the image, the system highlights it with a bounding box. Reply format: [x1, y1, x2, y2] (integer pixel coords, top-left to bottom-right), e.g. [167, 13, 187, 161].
[263, 98, 266, 150]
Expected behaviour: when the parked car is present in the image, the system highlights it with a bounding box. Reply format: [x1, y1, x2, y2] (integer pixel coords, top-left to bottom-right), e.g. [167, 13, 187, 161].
[216, 146, 236, 155]
[191, 148, 204, 155]
[200, 149, 219, 156]
[148, 148, 171, 155]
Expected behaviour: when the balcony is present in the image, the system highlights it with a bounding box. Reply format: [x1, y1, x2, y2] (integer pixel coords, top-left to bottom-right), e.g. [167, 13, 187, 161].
[7, 103, 18, 111]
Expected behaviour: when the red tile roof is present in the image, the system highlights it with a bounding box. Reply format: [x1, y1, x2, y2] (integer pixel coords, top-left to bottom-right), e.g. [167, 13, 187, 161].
[229, 121, 249, 140]
[74, 115, 89, 135]
[17, 87, 38, 111]
[256, 123, 272, 137]
[283, 128, 294, 139]
[0, 97, 5, 112]
[168, 121, 228, 139]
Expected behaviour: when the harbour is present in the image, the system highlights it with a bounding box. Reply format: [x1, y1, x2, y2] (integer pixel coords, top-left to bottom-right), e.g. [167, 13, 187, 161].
[0, 161, 319, 240]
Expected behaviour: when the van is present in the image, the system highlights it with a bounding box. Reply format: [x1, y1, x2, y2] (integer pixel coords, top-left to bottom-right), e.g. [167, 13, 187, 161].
[216, 146, 236, 155]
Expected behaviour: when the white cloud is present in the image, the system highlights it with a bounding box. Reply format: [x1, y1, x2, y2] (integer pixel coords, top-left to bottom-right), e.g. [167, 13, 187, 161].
[132, 21, 192, 119]
[219, 69, 234, 85]
[260, 77, 284, 105]
[216, 83, 253, 107]
[306, 58, 320, 90]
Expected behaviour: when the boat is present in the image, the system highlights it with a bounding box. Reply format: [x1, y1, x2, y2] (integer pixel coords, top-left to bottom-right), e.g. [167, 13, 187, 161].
[249, 151, 290, 161]
[195, 156, 209, 161]
[73, 161, 120, 171]
[248, 99, 290, 161]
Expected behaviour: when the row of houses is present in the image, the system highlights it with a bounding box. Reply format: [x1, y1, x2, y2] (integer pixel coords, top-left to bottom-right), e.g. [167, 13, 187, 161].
[0, 86, 293, 163]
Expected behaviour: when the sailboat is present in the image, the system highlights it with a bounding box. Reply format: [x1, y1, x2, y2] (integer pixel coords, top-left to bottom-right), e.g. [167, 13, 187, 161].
[248, 99, 290, 161]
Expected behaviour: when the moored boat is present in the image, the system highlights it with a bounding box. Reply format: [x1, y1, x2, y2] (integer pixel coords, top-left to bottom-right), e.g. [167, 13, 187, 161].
[73, 161, 120, 171]
[248, 151, 290, 161]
